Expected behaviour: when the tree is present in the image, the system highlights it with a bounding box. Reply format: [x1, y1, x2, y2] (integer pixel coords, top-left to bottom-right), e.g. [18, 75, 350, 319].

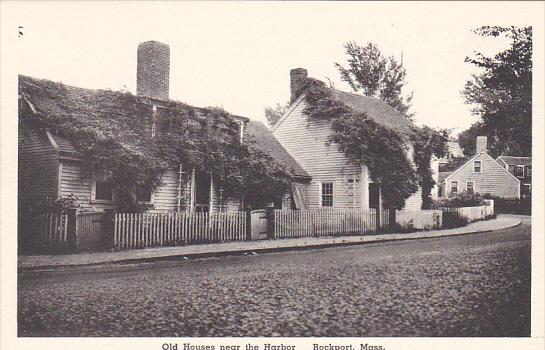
[264, 102, 289, 127]
[335, 41, 413, 118]
[462, 26, 532, 158]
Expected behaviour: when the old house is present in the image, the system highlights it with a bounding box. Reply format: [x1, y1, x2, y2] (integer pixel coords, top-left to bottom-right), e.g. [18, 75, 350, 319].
[18, 41, 302, 214]
[431, 141, 465, 198]
[442, 136, 520, 198]
[496, 156, 532, 197]
[271, 68, 422, 211]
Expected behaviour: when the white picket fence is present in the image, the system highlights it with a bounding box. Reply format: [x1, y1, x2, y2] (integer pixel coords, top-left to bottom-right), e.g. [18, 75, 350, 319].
[113, 211, 247, 249]
[273, 208, 390, 238]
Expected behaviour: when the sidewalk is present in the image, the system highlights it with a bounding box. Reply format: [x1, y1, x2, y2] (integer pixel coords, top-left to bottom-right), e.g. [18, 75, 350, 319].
[18, 215, 521, 271]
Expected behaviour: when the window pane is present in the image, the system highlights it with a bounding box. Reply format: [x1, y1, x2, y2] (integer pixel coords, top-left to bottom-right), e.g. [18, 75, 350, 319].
[136, 186, 152, 202]
[95, 181, 113, 200]
[321, 182, 333, 207]
[474, 161, 481, 172]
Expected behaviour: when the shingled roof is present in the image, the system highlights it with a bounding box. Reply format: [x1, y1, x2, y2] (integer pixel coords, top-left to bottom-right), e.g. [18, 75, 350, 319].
[327, 89, 415, 137]
[19, 75, 310, 180]
[246, 120, 310, 179]
[497, 156, 532, 167]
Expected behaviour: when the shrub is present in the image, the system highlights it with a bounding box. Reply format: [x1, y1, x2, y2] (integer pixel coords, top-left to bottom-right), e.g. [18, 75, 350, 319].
[442, 210, 469, 228]
[482, 194, 531, 215]
[23, 194, 80, 214]
[432, 191, 487, 208]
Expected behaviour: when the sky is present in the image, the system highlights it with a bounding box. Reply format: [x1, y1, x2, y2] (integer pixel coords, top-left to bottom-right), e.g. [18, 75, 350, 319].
[2, 1, 541, 135]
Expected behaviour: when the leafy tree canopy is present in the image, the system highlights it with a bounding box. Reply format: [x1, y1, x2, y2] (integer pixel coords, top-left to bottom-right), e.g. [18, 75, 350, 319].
[335, 41, 414, 119]
[461, 26, 532, 158]
[264, 102, 289, 127]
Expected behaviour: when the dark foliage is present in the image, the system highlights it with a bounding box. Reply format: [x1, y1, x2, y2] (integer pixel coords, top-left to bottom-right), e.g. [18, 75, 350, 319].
[483, 194, 531, 215]
[410, 126, 449, 209]
[335, 41, 414, 119]
[432, 191, 487, 208]
[19, 78, 291, 212]
[461, 26, 532, 158]
[442, 210, 469, 229]
[299, 78, 447, 209]
[264, 102, 290, 127]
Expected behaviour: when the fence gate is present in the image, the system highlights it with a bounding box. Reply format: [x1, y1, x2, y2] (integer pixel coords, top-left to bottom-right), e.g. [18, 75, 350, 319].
[251, 209, 268, 240]
[76, 212, 106, 250]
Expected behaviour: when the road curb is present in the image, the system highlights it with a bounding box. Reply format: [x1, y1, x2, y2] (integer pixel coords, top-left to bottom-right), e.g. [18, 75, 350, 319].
[18, 218, 522, 273]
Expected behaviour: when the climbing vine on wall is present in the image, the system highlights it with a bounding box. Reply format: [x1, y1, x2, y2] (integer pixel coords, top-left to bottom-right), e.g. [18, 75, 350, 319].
[19, 77, 291, 212]
[299, 78, 447, 209]
[410, 126, 449, 209]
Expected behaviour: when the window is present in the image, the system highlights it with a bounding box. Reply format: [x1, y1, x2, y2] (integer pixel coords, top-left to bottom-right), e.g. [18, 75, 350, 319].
[94, 180, 113, 201]
[450, 181, 458, 194]
[321, 182, 333, 207]
[526, 166, 532, 177]
[473, 160, 482, 173]
[92, 171, 114, 202]
[515, 165, 525, 177]
[466, 181, 474, 194]
[136, 186, 152, 202]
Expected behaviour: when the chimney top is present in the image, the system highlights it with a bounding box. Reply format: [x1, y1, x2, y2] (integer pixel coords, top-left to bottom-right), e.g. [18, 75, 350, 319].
[476, 136, 487, 154]
[137, 41, 170, 100]
[290, 68, 308, 104]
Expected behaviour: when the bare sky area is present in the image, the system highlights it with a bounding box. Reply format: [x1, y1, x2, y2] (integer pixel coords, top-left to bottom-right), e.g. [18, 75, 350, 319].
[5, 1, 541, 135]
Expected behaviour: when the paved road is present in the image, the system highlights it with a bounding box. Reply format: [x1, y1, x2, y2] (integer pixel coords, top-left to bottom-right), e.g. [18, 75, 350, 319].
[18, 217, 531, 337]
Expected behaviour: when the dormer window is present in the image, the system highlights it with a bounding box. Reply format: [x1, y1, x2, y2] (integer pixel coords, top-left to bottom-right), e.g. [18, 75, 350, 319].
[515, 165, 524, 177]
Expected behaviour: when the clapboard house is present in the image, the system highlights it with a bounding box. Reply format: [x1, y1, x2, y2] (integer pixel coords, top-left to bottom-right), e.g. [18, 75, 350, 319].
[18, 41, 307, 214]
[443, 137, 521, 198]
[496, 156, 532, 197]
[271, 68, 422, 211]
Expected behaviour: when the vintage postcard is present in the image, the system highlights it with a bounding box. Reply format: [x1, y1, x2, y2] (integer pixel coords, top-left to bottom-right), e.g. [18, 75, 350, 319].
[1, 1, 544, 350]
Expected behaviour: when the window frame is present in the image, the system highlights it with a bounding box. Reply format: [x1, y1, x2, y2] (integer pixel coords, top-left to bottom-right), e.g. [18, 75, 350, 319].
[136, 185, 154, 204]
[450, 181, 458, 194]
[466, 181, 474, 193]
[320, 182, 334, 207]
[473, 160, 482, 173]
[91, 171, 114, 203]
[515, 165, 525, 178]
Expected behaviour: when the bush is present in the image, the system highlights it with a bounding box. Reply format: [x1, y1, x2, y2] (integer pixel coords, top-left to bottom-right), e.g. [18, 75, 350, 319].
[482, 195, 531, 215]
[431, 191, 486, 208]
[442, 210, 469, 228]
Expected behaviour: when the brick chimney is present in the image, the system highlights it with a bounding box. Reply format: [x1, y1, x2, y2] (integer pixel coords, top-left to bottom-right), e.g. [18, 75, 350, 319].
[137, 41, 170, 100]
[290, 68, 308, 104]
[476, 136, 487, 154]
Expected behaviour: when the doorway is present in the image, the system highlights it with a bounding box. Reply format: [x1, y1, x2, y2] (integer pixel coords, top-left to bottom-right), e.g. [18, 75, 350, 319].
[194, 172, 211, 212]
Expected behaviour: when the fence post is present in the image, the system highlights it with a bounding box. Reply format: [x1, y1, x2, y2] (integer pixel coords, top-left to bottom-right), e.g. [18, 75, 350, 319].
[103, 209, 115, 250]
[266, 206, 275, 239]
[245, 208, 252, 240]
[66, 208, 78, 251]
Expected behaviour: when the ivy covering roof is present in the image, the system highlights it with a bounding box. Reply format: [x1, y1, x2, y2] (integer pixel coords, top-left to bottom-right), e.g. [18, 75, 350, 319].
[327, 88, 415, 137]
[19, 74, 306, 179]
